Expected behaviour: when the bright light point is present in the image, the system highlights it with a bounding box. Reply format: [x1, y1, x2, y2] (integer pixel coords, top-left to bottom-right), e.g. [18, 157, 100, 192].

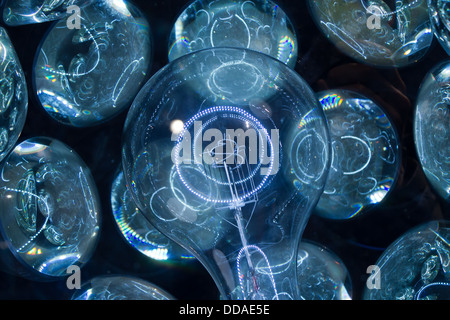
[170, 120, 184, 134]
[368, 189, 388, 204]
[143, 248, 169, 261]
[15, 142, 47, 155]
[107, 0, 131, 16]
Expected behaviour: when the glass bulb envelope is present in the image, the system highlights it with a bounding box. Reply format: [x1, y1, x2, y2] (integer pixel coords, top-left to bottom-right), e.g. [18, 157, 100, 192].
[0, 27, 28, 163]
[428, 0, 450, 55]
[315, 90, 401, 220]
[111, 170, 195, 262]
[307, 0, 433, 67]
[33, 0, 152, 127]
[363, 220, 450, 300]
[72, 275, 175, 300]
[2, 0, 94, 26]
[414, 60, 450, 201]
[297, 241, 352, 300]
[168, 0, 298, 68]
[0, 137, 101, 280]
[122, 47, 331, 300]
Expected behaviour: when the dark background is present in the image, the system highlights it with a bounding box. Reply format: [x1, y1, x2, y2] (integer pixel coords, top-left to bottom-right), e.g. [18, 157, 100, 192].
[0, 0, 448, 301]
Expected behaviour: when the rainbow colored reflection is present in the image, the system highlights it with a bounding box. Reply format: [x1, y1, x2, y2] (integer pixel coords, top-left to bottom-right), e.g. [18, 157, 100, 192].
[111, 171, 195, 263]
[168, 0, 298, 68]
[315, 90, 400, 220]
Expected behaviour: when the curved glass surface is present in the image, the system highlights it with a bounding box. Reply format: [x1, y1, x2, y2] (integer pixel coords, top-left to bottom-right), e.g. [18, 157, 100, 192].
[0, 137, 101, 278]
[122, 47, 331, 300]
[33, 0, 152, 127]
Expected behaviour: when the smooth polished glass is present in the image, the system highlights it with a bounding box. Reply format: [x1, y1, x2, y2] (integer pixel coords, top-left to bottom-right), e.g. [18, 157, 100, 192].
[72, 275, 175, 300]
[429, 0, 450, 55]
[33, 0, 152, 127]
[111, 170, 195, 262]
[414, 60, 450, 201]
[297, 241, 352, 300]
[122, 47, 331, 300]
[315, 90, 401, 220]
[307, 0, 433, 67]
[3, 0, 94, 26]
[0, 137, 101, 279]
[0, 27, 28, 163]
[363, 220, 450, 300]
[168, 0, 298, 68]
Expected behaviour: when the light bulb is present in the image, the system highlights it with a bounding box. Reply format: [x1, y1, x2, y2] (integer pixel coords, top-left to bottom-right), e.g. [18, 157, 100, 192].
[307, 0, 433, 67]
[414, 60, 450, 201]
[363, 220, 450, 300]
[168, 0, 298, 68]
[0, 137, 101, 280]
[33, 0, 152, 127]
[315, 90, 401, 220]
[2, 0, 95, 26]
[297, 240, 352, 300]
[72, 275, 175, 300]
[428, 0, 450, 55]
[122, 47, 331, 300]
[0, 27, 28, 163]
[111, 169, 195, 262]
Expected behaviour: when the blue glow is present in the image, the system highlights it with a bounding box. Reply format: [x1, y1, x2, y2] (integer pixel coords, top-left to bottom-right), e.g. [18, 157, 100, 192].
[308, 0, 433, 67]
[0, 28, 28, 162]
[173, 106, 276, 204]
[414, 60, 450, 201]
[122, 47, 331, 300]
[111, 171, 195, 262]
[3, 0, 94, 26]
[33, 1, 152, 127]
[0, 137, 100, 278]
[316, 90, 400, 220]
[364, 221, 450, 300]
[168, 0, 298, 68]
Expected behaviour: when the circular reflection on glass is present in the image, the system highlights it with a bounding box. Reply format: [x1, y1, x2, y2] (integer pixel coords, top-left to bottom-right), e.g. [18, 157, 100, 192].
[0, 28, 28, 163]
[122, 47, 330, 300]
[111, 170, 195, 262]
[429, 0, 450, 55]
[414, 60, 450, 201]
[297, 241, 352, 300]
[33, 0, 152, 127]
[363, 220, 450, 300]
[168, 0, 298, 68]
[72, 275, 175, 300]
[0, 137, 101, 279]
[315, 90, 400, 220]
[3, 0, 94, 26]
[307, 0, 433, 67]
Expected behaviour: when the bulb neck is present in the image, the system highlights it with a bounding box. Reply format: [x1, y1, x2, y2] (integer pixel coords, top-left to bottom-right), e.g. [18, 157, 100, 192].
[205, 239, 300, 300]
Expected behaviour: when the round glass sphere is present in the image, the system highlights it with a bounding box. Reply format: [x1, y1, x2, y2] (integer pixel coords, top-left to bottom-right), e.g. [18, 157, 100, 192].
[3, 0, 94, 26]
[297, 241, 352, 300]
[33, 0, 152, 127]
[363, 220, 450, 300]
[111, 170, 195, 262]
[168, 0, 298, 68]
[429, 0, 450, 55]
[0, 137, 101, 279]
[315, 90, 401, 220]
[0, 28, 28, 163]
[307, 0, 433, 67]
[122, 47, 331, 300]
[414, 60, 450, 201]
[72, 275, 175, 300]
